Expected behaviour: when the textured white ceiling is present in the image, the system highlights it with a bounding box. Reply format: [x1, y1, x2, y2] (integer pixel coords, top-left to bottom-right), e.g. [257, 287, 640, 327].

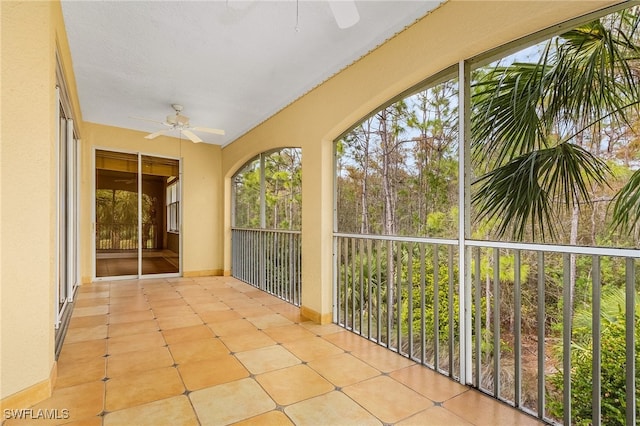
[61, 1, 443, 145]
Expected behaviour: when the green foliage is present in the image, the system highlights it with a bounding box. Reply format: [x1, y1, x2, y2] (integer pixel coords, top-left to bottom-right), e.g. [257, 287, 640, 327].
[96, 188, 139, 226]
[401, 245, 460, 345]
[233, 149, 302, 230]
[95, 187, 157, 249]
[336, 239, 462, 362]
[233, 158, 261, 228]
[336, 79, 459, 238]
[473, 143, 611, 241]
[426, 212, 446, 235]
[612, 169, 640, 233]
[474, 250, 530, 284]
[548, 288, 640, 425]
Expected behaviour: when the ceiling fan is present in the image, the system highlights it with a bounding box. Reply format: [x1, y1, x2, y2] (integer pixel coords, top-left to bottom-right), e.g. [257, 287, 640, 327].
[135, 104, 225, 143]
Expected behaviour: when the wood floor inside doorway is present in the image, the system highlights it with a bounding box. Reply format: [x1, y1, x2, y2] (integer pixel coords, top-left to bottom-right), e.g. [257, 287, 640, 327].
[96, 251, 178, 277]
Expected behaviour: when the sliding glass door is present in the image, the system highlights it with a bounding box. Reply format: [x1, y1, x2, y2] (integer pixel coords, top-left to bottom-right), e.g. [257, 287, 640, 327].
[56, 62, 81, 354]
[56, 91, 79, 332]
[141, 155, 180, 275]
[95, 150, 180, 278]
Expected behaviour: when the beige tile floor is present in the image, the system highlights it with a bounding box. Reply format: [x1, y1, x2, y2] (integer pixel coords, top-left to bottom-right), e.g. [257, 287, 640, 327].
[5, 276, 544, 425]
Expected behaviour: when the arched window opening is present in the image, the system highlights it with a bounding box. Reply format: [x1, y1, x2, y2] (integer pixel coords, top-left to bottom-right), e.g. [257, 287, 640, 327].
[336, 78, 459, 238]
[231, 148, 303, 306]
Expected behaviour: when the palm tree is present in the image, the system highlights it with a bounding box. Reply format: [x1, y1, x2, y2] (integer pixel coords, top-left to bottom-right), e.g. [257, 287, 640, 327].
[471, 6, 640, 241]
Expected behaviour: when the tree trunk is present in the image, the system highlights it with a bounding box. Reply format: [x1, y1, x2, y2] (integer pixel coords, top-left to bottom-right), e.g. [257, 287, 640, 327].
[379, 109, 397, 331]
[273, 179, 279, 229]
[360, 127, 370, 234]
[380, 110, 397, 237]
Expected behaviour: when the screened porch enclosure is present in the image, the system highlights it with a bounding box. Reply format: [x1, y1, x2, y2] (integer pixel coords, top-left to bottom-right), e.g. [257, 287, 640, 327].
[229, 5, 640, 425]
[333, 6, 640, 426]
[330, 4, 640, 424]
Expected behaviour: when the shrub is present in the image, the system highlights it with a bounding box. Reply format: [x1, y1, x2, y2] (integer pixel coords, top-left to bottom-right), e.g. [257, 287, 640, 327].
[548, 289, 640, 425]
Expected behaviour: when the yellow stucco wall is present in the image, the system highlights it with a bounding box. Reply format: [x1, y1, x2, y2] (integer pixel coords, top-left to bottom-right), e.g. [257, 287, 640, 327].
[221, 0, 622, 321]
[1, 0, 81, 403]
[80, 123, 225, 281]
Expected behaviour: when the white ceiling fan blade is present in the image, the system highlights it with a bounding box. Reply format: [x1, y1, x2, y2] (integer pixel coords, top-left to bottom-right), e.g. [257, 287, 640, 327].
[130, 116, 171, 126]
[328, 1, 360, 29]
[191, 126, 225, 136]
[145, 129, 170, 140]
[182, 130, 203, 143]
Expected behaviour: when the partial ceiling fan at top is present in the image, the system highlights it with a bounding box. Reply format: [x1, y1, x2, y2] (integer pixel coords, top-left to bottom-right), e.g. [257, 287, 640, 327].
[327, 1, 359, 29]
[226, 0, 360, 29]
[133, 104, 225, 144]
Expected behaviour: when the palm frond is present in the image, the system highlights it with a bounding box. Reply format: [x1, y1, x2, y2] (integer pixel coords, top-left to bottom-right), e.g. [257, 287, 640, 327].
[471, 9, 640, 239]
[611, 168, 640, 232]
[472, 143, 611, 240]
[471, 61, 551, 169]
[549, 19, 640, 130]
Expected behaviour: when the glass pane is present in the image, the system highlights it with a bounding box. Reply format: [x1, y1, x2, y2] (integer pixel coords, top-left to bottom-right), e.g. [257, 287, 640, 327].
[141, 155, 179, 275]
[95, 150, 139, 277]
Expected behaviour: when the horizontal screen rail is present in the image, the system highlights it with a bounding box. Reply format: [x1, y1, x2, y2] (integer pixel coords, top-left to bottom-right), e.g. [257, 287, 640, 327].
[465, 239, 640, 258]
[334, 232, 458, 246]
